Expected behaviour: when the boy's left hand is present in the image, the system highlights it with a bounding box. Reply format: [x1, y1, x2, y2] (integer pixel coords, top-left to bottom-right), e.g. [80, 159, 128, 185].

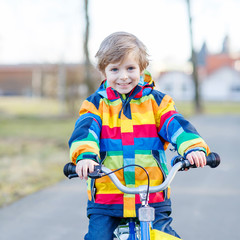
[186, 151, 206, 168]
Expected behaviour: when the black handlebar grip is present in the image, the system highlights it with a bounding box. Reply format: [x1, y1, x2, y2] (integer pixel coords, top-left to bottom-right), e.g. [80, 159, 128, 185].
[206, 152, 221, 168]
[172, 152, 220, 170]
[63, 163, 102, 179]
[63, 162, 77, 178]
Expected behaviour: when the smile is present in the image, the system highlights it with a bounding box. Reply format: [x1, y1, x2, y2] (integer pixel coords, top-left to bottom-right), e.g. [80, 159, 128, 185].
[117, 82, 131, 86]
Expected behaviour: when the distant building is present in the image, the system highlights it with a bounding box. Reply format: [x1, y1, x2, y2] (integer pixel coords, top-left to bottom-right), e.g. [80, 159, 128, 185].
[0, 63, 100, 98]
[155, 71, 194, 101]
[201, 66, 240, 101]
[156, 35, 240, 101]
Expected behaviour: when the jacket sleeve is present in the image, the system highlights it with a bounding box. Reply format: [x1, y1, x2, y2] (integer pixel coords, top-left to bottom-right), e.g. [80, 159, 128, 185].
[68, 97, 102, 164]
[157, 95, 210, 157]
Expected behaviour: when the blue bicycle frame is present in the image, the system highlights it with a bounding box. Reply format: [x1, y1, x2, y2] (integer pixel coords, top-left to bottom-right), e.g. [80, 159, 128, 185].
[140, 221, 150, 240]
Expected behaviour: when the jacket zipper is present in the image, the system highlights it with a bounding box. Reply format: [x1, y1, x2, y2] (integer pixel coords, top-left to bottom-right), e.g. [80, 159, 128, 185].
[91, 152, 107, 202]
[151, 150, 168, 200]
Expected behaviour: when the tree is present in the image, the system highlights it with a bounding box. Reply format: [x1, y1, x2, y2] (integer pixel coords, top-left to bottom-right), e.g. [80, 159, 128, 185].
[186, 0, 202, 113]
[83, 0, 95, 96]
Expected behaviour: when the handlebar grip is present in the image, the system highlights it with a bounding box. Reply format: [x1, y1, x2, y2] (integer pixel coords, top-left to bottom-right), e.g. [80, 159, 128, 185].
[63, 163, 78, 179]
[63, 163, 103, 179]
[206, 152, 221, 168]
[171, 152, 220, 170]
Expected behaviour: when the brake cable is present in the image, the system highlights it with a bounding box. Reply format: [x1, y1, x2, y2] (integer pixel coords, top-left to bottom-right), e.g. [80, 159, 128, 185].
[101, 164, 150, 204]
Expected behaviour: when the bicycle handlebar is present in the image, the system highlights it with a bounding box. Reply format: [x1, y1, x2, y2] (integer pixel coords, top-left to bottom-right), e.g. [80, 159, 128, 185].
[63, 152, 220, 194]
[171, 152, 220, 170]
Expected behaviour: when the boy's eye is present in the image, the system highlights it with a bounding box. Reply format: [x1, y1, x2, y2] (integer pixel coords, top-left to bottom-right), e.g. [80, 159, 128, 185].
[111, 68, 118, 72]
[128, 66, 135, 71]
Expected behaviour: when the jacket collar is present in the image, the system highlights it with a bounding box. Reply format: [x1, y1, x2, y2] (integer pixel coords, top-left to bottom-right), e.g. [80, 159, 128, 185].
[97, 70, 154, 101]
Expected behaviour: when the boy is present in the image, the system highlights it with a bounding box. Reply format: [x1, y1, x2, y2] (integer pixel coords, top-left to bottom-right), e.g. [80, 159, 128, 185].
[69, 32, 210, 240]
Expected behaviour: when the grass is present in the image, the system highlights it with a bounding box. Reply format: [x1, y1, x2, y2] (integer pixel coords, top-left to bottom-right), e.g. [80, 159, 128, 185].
[203, 101, 240, 114]
[0, 117, 76, 207]
[0, 97, 62, 117]
[0, 97, 239, 208]
[175, 101, 240, 116]
[0, 97, 77, 207]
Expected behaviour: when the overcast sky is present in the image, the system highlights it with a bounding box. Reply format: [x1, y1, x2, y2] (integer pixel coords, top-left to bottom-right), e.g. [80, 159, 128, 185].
[0, 0, 239, 72]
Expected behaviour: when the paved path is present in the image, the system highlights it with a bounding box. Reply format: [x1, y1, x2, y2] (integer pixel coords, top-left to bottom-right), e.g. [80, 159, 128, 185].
[169, 115, 240, 240]
[0, 115, 240, 240]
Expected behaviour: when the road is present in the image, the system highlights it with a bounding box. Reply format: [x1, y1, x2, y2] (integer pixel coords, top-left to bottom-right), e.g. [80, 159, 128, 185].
[0, 115, 239, 240]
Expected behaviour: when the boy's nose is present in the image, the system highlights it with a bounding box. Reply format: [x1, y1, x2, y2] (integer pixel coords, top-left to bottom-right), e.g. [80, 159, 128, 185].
[120, 71, 128, 80]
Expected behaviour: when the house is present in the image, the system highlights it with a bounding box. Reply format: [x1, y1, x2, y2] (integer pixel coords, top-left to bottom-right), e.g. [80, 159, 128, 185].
[156, 36, 240, 101]
[155, 71, 194, 101]
[156, 65, 240, 102]
[0, 63, 100, 98]
[201, 66, 240, 101]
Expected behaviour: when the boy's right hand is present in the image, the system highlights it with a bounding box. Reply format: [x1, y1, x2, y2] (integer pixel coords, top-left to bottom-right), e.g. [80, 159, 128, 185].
[76, 159, 99, 180]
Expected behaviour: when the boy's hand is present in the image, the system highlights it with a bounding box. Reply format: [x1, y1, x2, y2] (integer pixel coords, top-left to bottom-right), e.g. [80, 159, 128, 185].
[186, 151, 206, 168]
[76, 159, 99, 180]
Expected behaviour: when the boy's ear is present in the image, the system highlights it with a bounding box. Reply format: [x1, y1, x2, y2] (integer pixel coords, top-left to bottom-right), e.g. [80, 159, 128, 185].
[102, 70, 107, 78]
[100, 70, 106, 79]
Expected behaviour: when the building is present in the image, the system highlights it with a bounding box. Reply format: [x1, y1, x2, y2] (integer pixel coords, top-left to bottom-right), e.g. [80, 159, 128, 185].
[201, 66, 240, 101]
[0, 63, 100, 98]
[155, 71, 194, 101]
[156, 36, 240, 101]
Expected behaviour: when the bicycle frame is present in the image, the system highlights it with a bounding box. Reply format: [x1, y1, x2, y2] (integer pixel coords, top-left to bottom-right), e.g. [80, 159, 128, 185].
[114, 219, 140, 240]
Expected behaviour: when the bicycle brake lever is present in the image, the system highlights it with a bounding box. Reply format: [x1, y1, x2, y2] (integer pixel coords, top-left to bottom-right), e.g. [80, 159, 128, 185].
[171, 156, 191, 171]
[88, 165, 103, 179]
[67, 173, 78, 179]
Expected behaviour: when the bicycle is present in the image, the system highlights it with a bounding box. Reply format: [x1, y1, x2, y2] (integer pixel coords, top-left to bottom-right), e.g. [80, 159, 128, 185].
[63, 152, 220, 240]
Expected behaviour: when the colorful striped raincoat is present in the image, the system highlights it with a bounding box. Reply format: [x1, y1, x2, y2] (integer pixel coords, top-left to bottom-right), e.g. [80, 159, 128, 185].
[69, 72, 210, 218]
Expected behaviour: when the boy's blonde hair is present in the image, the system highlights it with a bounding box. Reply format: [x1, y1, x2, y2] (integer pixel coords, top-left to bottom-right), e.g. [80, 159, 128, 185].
[95, 32, 149, 73]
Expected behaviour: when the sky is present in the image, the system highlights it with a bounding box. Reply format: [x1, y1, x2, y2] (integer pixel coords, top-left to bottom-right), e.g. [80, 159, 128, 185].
[0, 0, 240, 73]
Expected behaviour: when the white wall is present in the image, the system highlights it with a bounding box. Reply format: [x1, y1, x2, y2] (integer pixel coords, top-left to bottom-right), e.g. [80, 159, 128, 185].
[155, 71, 195, 101]
[201, 67, 240, 101]
[156, 67, 240, 102]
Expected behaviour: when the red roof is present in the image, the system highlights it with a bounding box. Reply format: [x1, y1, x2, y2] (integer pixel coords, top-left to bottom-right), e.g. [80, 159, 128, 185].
[206, 54, 235, 74]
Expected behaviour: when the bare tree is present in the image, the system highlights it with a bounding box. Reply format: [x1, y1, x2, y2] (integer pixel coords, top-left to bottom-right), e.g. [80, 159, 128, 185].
[83, 0, 95, 96]
[84, 0, 90, 65]
[186, 0, 202, 113]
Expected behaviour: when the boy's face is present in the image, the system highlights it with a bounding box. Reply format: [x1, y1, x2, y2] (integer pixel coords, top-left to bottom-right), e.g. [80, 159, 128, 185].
[104, 52, 142, 94]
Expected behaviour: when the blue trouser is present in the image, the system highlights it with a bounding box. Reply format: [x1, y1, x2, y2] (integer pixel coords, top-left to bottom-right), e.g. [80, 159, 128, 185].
[84, 212, 181, 240]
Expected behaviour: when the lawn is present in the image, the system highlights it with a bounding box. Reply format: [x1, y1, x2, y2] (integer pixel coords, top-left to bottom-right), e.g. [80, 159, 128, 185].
[0, 97, 77, 207]
[0, 97, 239, 207]
[175, 101, 240, 116]
[0, 116, 77, 207]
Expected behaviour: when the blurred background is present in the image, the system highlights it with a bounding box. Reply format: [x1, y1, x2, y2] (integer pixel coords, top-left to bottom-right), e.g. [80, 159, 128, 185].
[0, 0, 239, 238]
